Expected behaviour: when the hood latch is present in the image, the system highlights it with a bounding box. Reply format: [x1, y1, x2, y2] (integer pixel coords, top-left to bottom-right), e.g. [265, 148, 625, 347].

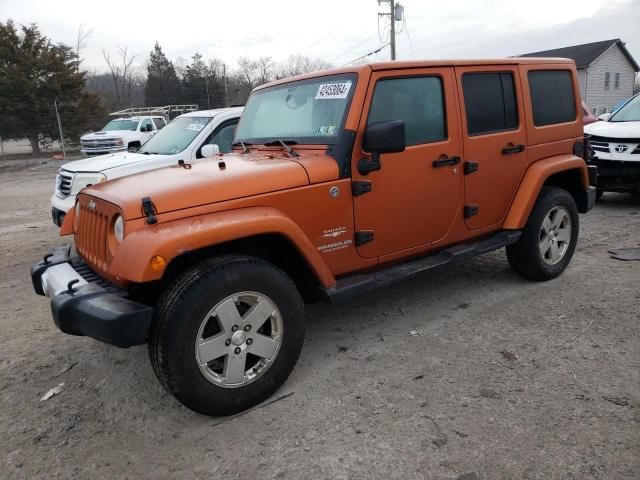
[141, 197, 158, 225]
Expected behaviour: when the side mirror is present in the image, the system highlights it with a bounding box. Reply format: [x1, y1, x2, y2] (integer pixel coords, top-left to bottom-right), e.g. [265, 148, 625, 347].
[359, 120, 406, 175]
[598, 113, 612, 121]
[201, 144, 220, 158]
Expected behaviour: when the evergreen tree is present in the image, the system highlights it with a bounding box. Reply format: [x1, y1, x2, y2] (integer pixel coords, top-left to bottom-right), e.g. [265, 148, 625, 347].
[181, 53, 225, 109]
[144, 42, 180, 106]
[0, 20, 105, 153]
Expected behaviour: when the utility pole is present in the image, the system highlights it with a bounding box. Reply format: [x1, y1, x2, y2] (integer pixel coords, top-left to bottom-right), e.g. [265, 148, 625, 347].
[378, 0, 402, 60]
[54, 100, 66, 159]
[223, 63, 230, 107]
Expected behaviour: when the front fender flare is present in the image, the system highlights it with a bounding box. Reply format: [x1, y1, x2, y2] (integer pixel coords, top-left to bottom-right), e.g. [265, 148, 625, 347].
[109, 207, 335, 288]
[503, 155, 589, 230]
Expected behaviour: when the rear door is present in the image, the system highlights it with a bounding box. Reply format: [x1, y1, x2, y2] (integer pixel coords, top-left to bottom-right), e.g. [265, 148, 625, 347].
[352, 67, 463, 259]
[455, 66, 528, 231]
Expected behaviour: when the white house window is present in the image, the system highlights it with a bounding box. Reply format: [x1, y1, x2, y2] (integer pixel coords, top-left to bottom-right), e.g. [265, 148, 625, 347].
[614, 73, 620, 90]
[604, 72, 610, 90]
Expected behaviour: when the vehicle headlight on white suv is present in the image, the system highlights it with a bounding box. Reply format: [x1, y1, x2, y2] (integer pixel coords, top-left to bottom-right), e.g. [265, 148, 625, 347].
[113, 215, 124, 243]
[70, 173, 107, 195]
[114, 138, 124, 146]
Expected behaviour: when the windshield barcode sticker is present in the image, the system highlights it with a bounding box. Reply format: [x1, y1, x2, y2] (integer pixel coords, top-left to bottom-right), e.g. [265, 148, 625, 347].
[315, 82, 352, 99]
[186, 122, 206, 132]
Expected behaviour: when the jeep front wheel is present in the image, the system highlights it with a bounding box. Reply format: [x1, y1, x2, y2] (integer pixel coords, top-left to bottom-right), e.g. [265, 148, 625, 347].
[149, 256, 305, 416]
[506, 187, 579, 281]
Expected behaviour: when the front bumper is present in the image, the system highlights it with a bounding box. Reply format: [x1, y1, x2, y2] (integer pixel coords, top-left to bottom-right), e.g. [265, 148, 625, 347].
[31, 246, 153, 348]
[50, 194, 75, 226]
[588, 158, 640, 192]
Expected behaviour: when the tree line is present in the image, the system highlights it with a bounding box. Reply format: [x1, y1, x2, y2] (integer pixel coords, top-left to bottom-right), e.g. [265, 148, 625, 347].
[0, 20, 332, 153]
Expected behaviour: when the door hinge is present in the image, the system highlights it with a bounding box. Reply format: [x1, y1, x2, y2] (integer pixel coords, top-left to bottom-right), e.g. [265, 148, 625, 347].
[464, 205, 479, 219]
[352, 181, 372, 196]
[355, 231, 374, 246]
[141, 197, 158, 225]
[357, 157, 381, 175]
[464, 161, 479, 175]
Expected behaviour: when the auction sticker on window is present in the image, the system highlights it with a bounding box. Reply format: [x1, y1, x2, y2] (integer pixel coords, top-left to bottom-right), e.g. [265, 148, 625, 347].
[315, 82, 352, 99]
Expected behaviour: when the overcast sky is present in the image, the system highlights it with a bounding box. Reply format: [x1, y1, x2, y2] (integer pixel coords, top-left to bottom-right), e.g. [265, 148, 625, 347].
[2, 0, 639, 72]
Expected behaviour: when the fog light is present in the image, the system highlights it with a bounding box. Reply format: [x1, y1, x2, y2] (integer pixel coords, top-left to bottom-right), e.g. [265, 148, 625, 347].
[150, 255, 166, 271]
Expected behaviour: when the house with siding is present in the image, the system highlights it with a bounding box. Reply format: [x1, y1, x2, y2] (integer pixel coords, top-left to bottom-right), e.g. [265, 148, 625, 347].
[521, 39, 639, 116]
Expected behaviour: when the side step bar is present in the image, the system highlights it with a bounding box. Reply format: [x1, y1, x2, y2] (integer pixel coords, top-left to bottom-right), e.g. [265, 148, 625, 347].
[321, 230, 522, 303]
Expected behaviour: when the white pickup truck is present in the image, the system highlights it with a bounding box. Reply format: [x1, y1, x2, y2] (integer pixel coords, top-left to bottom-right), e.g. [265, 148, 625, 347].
[80, 116, 167, 156]
[52, 107, 243, 226]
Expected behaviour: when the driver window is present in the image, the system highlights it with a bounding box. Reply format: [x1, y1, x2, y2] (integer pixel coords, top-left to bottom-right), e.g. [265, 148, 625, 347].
[199, 122, 237, 157]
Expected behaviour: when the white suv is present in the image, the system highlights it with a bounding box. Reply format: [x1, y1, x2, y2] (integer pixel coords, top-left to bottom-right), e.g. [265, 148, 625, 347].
[52, 107, 243, 226]
[80, 116, 166, 156]
[585, 93, 640, 198]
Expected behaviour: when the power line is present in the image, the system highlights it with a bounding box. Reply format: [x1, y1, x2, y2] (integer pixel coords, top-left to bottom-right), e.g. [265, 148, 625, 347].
[326, 32, 381, 64]
[341, 43, 390, 67]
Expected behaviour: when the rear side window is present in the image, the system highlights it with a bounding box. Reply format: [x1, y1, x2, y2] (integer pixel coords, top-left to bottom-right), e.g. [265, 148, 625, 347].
[462, 72, 518, 135]
[367, 76, 446, 145]
[153, 118, 165, 129]
[528, 70, 577, 126]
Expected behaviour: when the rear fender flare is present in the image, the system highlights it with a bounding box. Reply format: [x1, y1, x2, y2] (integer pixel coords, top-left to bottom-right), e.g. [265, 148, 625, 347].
[503, 155, 589, 229]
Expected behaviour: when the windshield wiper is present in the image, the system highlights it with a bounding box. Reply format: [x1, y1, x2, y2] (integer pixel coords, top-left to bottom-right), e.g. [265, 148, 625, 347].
[264, 139, 299, 158]
[232, 141, 252, 154]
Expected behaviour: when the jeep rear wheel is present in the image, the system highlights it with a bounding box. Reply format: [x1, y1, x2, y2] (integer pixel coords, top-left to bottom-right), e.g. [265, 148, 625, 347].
[506, 187, 579, 281]
[149, 256, 305, 416]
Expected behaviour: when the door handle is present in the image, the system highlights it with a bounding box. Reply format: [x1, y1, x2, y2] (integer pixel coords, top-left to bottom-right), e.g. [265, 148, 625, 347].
[432, 156, 460, 167]
[502, 144, 525, 155]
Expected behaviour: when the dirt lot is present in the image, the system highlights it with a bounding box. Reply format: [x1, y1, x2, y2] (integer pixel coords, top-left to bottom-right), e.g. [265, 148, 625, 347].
[0, 158, 639, 480]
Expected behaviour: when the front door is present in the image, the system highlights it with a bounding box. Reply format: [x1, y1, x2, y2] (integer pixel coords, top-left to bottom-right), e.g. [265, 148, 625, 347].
[352, 68, 463, 259]
[139, 118, 155, 144]
[455, 66, 528, 231]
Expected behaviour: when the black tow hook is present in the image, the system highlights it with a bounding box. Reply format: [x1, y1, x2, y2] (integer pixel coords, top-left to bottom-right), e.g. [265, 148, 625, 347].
[67, 279, 80, 294]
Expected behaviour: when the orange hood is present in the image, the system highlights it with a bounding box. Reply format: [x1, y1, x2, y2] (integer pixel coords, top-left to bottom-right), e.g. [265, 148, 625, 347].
[82, 150, 339, 219]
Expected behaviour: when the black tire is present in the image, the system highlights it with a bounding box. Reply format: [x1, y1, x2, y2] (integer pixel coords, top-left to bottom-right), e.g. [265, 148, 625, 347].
[128, 141, 141, 152]
[506, 187, 579, 281]
[149, 255, 305, 416]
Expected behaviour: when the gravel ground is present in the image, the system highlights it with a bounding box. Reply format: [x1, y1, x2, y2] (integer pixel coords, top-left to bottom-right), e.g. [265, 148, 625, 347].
[1, 158, 639, 480]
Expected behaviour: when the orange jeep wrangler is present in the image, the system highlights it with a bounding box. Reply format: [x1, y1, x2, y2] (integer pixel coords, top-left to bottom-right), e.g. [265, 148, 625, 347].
[32, 58, 597, 416]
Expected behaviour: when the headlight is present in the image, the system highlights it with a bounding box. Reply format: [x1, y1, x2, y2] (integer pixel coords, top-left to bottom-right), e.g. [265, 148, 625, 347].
[113, 215, 124, 243]
[114, 138, 124, 146]
[70, 173, 107, 195]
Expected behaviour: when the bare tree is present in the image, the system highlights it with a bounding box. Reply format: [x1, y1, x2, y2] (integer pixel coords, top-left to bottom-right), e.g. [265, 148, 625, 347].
[275, 54, 332, 79]
[257, 56, 274, 85]
[103, 46, 138, 109]
[236, 56, 259, 89]
[73, 24, 93, 71]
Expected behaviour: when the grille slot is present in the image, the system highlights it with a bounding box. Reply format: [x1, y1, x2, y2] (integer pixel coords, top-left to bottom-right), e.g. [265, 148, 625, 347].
[57, 172, 73, 196]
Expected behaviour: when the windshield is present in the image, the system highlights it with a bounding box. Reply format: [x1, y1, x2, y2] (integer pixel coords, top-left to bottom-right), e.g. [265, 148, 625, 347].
[103, 119, 139, 131]
[138, 117, 212, 155]
[609, 94, 640, 122]
[234, 74, 357, 145]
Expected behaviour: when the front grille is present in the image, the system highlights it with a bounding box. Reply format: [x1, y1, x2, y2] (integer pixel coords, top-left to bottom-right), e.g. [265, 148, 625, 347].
[81, 138, 121, 149]
[588, 136, 640, 155]
[75, 200, 110, 271]
[56, 172, 73, 196]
